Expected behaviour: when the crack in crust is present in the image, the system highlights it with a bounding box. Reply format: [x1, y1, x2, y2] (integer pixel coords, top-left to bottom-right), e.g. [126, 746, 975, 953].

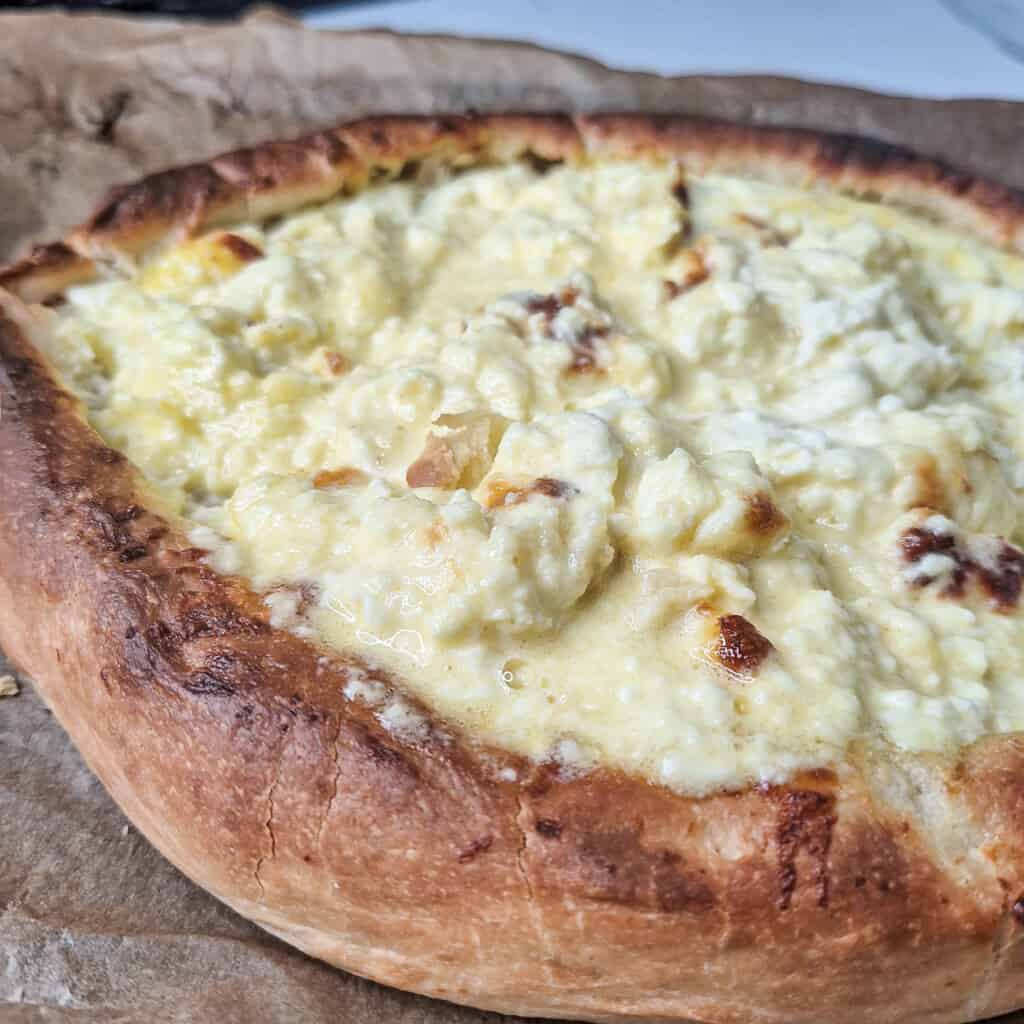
[253, 763, 282, 896]
[2, 113, 1024, 1023]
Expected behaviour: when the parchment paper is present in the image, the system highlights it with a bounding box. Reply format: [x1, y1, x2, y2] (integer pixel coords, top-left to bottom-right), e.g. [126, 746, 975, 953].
[1, 12, 1023, 1022]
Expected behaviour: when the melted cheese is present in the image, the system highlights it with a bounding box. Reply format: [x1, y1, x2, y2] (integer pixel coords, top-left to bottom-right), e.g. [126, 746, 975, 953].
[44, 160, 1024, 793]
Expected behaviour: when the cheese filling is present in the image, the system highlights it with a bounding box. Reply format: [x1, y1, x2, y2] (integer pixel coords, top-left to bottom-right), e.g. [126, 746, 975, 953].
[43, 159, 1024, 792]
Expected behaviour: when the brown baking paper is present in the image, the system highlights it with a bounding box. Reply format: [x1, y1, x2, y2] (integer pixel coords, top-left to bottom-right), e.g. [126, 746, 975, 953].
[2, 12, 1024, 1022]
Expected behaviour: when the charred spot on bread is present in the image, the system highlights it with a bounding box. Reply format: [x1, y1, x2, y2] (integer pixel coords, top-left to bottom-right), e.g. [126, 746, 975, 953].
[457, 835, 494, 862]
[535, 818, 563, 839]
[569, 824, 717, 913]
[366, 736, 417, 775]
[94, 447, 125, 465]
[766, 786, 837, 910]
[183, 671, 238, 697]
[523, 151, 562, 175]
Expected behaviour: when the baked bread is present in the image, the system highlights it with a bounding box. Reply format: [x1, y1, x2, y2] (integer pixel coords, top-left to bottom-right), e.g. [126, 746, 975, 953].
[2, 113, 1024, 1024]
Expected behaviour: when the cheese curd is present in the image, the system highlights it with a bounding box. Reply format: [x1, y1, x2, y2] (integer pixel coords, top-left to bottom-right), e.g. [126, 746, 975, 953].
[44, 160, 1024, 793]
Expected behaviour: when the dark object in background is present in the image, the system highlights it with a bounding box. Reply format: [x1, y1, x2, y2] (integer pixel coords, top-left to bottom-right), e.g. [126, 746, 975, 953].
[4, 0, 390, 13]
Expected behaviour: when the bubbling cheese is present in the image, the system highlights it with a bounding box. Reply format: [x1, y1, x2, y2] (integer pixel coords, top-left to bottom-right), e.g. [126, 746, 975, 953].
[43, 160, 1024, 793]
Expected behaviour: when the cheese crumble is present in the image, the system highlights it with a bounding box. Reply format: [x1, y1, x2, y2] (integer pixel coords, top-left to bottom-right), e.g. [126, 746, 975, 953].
[42, 161, 1024, 792]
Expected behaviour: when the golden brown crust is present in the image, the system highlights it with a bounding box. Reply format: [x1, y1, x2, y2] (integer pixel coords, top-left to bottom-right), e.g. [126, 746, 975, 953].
[3, 113, 1024, 1023]
[0, 242, 96, 302]
[17, 111, 1015, 279]
[70, 130, 362, 263]
[64, 114, 587, 268]
[578, 113, 1024, 251]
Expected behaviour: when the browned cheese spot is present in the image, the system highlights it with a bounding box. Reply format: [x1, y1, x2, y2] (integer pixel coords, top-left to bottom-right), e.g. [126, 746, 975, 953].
[975, 544, 1024, 609]
[423, 521, 449, 548]
[531, 477, 572, 499]
[713, 614, 774, 676]
[567, 325, 610, 373]
[406, 434, 460, 489]
[406, 415, 505, 491]
[901, 521, 1024, 612]
[671, 170, 690, 211]
[663, 243, 711, 301]
[323, 350, 350, 377]
[901, 525, 957, 564]
[524, 292, 565, 321]
[523, 286, 607, 374]
[312, 467, 365, 489]
[219, 233, 264, 262]
[661, 163, 693, 260]
[484, 476, 575, 510]
[735, 212, 791, 247]
[912, 457, 947, 512]
[744, 491, 788, 538]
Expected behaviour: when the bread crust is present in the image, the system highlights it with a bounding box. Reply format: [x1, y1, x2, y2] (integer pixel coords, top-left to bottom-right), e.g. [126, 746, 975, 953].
[2, 113, 1024, 1023]
[0, 243, 96, 303]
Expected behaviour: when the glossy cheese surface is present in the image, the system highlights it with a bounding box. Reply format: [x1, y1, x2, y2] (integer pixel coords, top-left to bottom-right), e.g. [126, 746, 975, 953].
[44, 160, 1024, 792]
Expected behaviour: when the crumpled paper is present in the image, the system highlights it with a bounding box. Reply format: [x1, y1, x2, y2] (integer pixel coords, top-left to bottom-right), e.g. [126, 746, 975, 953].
[1, 12, 1022, 1022]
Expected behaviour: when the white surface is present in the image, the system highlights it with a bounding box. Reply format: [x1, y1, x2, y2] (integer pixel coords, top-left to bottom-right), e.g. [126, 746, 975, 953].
[306, 0, 1024, 100]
